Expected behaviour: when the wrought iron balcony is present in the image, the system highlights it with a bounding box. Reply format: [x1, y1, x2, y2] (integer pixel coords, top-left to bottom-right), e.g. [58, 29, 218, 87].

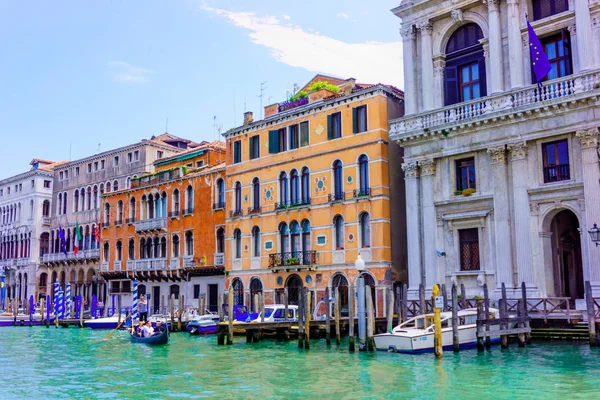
[230, 209, 243, 218]
[543, 164, 570, 183]
[353, 188, 371, 198]
[275, 198, 311, 210]
[268, 251, 318, 270]
[328, 192, 345, 203]
[213, 201, 225, 210]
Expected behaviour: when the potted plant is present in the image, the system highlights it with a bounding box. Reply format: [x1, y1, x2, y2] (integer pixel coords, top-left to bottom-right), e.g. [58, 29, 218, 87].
[462, 188, 476, 197]
[285, 257, 300, 266]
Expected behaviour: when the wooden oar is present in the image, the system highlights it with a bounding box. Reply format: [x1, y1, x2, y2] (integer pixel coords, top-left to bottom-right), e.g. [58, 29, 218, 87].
[106, 311, 133, 339]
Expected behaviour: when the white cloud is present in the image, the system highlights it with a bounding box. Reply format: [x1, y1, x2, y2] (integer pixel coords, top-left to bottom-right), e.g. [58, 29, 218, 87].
[282, 15, 291, 20]
[336, 12, 349, 19]
[201, 5, 403, 88]
[109, 61, 153, 84]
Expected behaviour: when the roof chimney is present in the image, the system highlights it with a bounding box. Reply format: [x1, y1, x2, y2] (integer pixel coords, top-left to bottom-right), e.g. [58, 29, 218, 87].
[244, 111, 254, 126]
[343, 78, 356, 96]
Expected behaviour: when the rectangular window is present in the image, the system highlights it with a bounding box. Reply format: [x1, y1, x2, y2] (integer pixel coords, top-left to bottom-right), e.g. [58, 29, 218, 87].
[289, 124, 299, 150]
[7, 188, 10, 194]
[459, 228, 480, 271]
[94, 162, 98, 171]
[59, 171, 64, 180]
[134, 151, 139, 161]
[114, 156, 119, 166]
[268, 130, 280, 154]
[533, 0, 568, 21]
[327, 112, 342, 140]
[31, 179, 35, 188]
[299, 121, 309, 147]
[87, 163, 92, 173]
[353, 105, 367, 133]
[249, 135, 260, 159]
[459, 62, 481, 102]
[193, 284, 200, 299]
[100, 160, 105, 170]
[455, 157, 476, 191]
[0, 189, 3, 196]
[196, 160, 204, 168]
[127, 153, 132, 163]
[278, 128, 287, 152]
[541, 31, 572, 81]
[44, 180, 51, 188]
[64, 171, 68, 180]
[542, 139, 570, 183]
[157, 151, 163, 159]
[233, 140, 242, 164]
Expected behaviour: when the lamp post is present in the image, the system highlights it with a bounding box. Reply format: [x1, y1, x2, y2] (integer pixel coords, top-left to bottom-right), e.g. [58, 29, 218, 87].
[355, 254, 366, 351]
[589, 223, 600, 247]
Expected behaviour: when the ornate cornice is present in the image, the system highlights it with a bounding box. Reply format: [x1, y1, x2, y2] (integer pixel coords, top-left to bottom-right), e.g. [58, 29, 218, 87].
[401, 162, 419, 178]
[508, 142, 528, 160]
[576, 128, 599, 148]
[487, 145, 507, 164]
[419, 159, 436, 176]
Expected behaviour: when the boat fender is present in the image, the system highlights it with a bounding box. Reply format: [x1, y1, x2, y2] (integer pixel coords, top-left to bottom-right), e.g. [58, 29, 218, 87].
[190, 327, 197, 334]
[388, 345, 397, 353]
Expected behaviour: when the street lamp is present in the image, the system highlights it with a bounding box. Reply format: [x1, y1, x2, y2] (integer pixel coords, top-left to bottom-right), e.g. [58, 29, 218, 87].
[355, 254, 366, 350]
[589, 223, 600, 247]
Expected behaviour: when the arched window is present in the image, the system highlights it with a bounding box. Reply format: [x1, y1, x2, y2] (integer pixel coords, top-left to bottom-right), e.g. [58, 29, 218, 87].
[170, 284, 180, 300]
[145, 237, 152, 259]
[172, 235, 180, 258]
[185, 231, 194, 256]
[74, 190, 79, 213]
[334, 215, 344, 250]
[140, 238, 146, 259]
[216, 178, 225, 208]
[172, 189, 180, 215]
[360, 212, 371, 248]
[358, 155, 369, 195]
[103, 242, 109, 261]
[114, 180, 119, 191]
[186, 185, 194, 213]
[93, 186, 98, 209]
[153, 237, 160, 258]
[444, 23, 486, 105]
[252, 178, 260, 212]
[160, 237, 167, 258]
[103, 203, 110, 225]
[129, 197, 136, 221]
[301, 167, 310, 204]
[279, 172, 288, 205]
[285, 274, 303, 305]
[128, 239, 135, 260]
[116, 241, 122, 261]
[234, 182, 242, 214]
[161, 192, 167, 217]
[279, 222, 289, 254]
[216, 228, 225, 253]
[83, 188, 89, 211]
[57, 193, 62, 215]
[234, 229, 242, 259]
[42, 200, 50, 217]
[140, 195, 147, 220]
[251, 226, 260, 257]
[231, 278, 244, 306]
[106, 182, 111, 193]
[249, 278, 263, 312]
[290, 221, 300, 257]
[62, 193, 67, 215]
[117, 200, 124, 223]
[333, 160, 343, 200]
[290, 169, 299, 204]
[154, 193, 160, 218]
[301, 220, 311, 263]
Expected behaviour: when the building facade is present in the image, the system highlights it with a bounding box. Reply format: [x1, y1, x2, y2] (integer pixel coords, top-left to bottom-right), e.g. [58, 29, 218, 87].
[41, 134, 190, 302]
[391, 0, 600, 298]
[223, 75, 405, 315]
[0, 159, 63, 303]
[100, 142, 226, 313]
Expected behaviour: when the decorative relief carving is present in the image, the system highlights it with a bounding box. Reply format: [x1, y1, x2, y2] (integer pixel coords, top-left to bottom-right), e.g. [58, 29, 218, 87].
[401, 162, 419, 178]
[487, 145, 506, 164]
[508, 142, 528, 160]
[433, 59, 446, 77]
[419, 159, 436, 176]
[450, 9, 463, 24]
[400, 24, 415, 38]
[416, 20, 433, 34]
[576, 128, 599, 148]
[567, 24, 576, 35]
[529, 203, 539, 216]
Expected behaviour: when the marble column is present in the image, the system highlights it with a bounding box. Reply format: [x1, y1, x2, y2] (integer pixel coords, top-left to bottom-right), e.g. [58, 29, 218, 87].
[401, 24, 417, 115]
[576, 128, 600, 283]
[509, 142, 535, 287]
[487, 145, 514, 289]
[420, 159, 438, 290]
[402, 162, 422, 294]
[575, 0, 595, 71]
[507, 0, 524, 88]
[433, 57, 446, 109]
[486, 0, 504, 94]
[417, 20, 434, 111]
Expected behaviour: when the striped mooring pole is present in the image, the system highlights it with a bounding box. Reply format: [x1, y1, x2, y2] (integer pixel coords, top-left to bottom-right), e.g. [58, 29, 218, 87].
[132, 280, 139, 321]
[65, 283, 72, 319]
[53, 280, 59, 308]
[58, 289, 65, 320]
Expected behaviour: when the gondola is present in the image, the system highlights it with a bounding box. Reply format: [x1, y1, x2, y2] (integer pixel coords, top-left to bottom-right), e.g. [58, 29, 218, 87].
[129, 327, 169, 345]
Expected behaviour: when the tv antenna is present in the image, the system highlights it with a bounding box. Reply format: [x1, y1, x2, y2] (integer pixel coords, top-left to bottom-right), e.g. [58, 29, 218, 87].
[258, 81, 268, 118]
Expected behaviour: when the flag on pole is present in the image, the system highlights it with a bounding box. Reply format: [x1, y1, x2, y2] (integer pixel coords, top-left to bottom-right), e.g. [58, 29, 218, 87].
[74, 221, 82, 255]
[59, 226, 67, 255]
[527, 20, 552, 83]
[94, 221, 101, 244]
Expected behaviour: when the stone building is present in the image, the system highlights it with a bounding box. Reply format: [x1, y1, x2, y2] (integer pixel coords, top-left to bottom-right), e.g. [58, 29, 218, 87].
[390, 0, 600, 298]
[0, 159, 64, 302]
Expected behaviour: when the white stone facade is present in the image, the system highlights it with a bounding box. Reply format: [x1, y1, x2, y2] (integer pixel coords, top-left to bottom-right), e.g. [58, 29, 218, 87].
[391, 0, 600, 298]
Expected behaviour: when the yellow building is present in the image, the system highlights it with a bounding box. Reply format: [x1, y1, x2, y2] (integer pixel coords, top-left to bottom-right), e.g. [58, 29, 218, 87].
[223, 75, 405, 316]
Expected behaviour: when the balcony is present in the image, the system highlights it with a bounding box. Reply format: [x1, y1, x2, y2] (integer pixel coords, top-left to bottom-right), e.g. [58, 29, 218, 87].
[353, 188, 371, 198]
[134, 258, 167, 271]
[214, 252, 224, 266]
[182, 208, 194, 216]
[213, 201, 225, 210]
[390, 70, 600, 142]
[328, 192, 345, 203]
[83, 248, 100, 259]
[42, 249, 100, 264]
[15, 258, 29, 267]
[126, 217, 136, 225]
[168, 210, 180, 219]
[275, 198, 311, 210]
[248, 206, 261, 215]
[126, 260, 135, 271]
[543, 164, 570, 183]
[102, 222, 110, 229]
[134, 217, 167, 232]
[131, 168, 181, 189]
[268, 251, 318, 271]
[230, 209, 243, 218]
[101, 262, 109, 272]
[183, 255, 195, 268]
[113, 261, 122, 271]
[170, 257, 180, 270]
[42, 217, 51, 226]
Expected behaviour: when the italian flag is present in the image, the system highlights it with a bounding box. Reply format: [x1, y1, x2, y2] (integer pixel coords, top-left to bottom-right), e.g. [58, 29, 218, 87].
[74, 221, 82, 255]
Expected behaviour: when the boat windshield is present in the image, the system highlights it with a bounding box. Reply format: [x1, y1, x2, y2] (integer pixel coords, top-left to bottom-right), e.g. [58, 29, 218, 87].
[264, 308, 275, 318]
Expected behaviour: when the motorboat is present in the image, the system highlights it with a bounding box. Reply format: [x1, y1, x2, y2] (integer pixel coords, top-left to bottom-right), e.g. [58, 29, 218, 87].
[0, 312, 43, 326]
[187, 313, 220, 335]
[250, 305, 299, 323]
[373, 308, 502, 353]
[129, 327, 169, 345]
[84, 313, 128, 330]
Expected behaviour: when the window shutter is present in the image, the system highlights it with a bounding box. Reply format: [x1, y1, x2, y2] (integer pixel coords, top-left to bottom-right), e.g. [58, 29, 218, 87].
[352, 107, 359, 134]
[478, 56, 487, 98]
[268, 130, 279, 154]
[300, 122, 309, 147]
[248, 137, 253, 160]
[444, 64, 459, 106]
[327, 115, 334, 140]
[234, 142, 241, 163]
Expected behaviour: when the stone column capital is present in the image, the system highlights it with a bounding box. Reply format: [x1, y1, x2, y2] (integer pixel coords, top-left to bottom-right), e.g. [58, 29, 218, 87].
[508, 142, 528, 160]
[401, 162, 419, 178]
[487, 145, 507, 164]
[576, 128, 599, 148]
[416, 19, 433, 35]
[419, 159, 436, 176]
[400, 24, 415, 39]
[433, 58, 446, 77]
[483, 0, 501, 11]
[506, 0, 520, 5]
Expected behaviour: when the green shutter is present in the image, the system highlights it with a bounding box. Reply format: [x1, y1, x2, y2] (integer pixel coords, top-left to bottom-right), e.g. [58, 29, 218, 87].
[268, 130, 279, 154]
[234, 141, 241, 163]
[300, 122, 309, 147]
[327, 115, 333, 140]
[352, 107, 359, 134]
[249, 137, 253, 159]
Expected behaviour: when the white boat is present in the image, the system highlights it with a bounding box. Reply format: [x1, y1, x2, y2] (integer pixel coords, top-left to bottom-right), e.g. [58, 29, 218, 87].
[374, 308, 502, 353]
[187, 312, 220, 335]
[250, 305, 299, 323]
[83, 315, 122, 330]
[0, 312, 43, 326]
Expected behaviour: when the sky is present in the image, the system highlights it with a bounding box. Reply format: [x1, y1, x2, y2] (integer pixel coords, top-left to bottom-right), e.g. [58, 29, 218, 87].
[0, 0, 403, 179]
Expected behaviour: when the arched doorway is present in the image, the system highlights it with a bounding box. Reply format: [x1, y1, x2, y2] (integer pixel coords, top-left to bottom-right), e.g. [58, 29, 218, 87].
[285, 274, 303, 305]
[249, 277, 263, 312]
[331, 273, 349, 317]
[231, 278, 244, 306]
[550, 210, 583, 300]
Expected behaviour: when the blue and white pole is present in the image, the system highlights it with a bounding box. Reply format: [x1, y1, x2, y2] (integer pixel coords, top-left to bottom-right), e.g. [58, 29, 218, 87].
[58, 289, 64, 320]
[1, 272, 6, 312]
[132, 279, 139, 321]
[65, 283, 72, 319]
[53, 280, 59, 321]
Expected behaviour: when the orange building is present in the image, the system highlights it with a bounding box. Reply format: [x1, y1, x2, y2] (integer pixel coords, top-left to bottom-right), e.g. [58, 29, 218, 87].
[223, 75, 406, 316]
[100, 141, 226, 313]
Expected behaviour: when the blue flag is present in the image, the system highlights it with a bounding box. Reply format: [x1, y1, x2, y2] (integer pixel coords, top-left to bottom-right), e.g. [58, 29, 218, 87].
[59, 226, 67, 255]
[527, 20, 552, 83]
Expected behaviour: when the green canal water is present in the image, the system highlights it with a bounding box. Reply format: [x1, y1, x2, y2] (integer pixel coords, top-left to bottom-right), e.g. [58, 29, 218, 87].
[0, 327, 599, 399]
